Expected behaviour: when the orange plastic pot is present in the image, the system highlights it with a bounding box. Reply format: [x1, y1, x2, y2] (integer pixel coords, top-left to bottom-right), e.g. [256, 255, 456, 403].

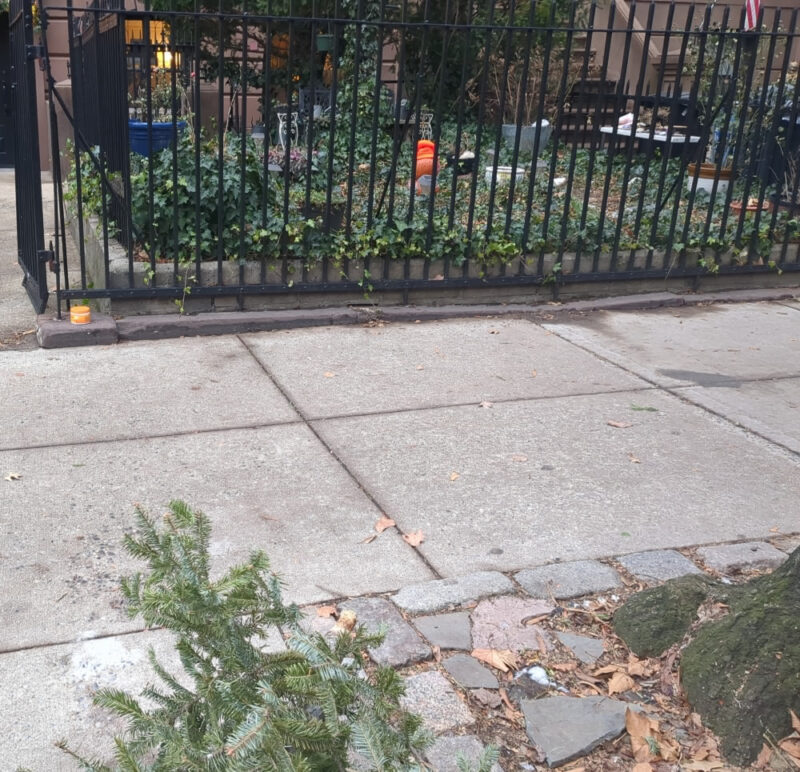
[415, 139, 437, 179]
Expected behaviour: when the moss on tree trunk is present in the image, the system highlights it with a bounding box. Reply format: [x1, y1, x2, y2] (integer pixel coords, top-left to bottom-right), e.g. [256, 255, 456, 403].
[614, 547, 800, 767]
[681, 547, 800, 766]
[612, 574, 716, 657]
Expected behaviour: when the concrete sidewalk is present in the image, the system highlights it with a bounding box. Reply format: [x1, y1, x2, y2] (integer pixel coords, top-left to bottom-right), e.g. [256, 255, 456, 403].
[1, 299, 800, 768]
[1, 174, 800, 768]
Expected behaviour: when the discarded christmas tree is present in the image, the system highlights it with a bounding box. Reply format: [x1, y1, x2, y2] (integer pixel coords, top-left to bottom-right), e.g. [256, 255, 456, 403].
[59, 500, 431, 771]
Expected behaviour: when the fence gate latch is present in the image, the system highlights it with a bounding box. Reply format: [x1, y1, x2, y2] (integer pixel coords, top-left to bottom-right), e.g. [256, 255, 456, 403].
[38, 249, 57, 274]
[26, 44, 45, 61]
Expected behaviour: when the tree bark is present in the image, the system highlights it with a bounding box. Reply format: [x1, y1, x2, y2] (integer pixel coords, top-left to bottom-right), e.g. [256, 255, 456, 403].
[614, 547, 800, 766]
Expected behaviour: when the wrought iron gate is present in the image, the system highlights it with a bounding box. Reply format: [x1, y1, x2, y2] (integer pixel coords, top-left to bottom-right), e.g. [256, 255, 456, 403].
[10, 0, 47, 313]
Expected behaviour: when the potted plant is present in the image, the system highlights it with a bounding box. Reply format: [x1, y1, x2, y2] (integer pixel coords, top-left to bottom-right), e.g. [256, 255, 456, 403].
[128, 69, 189, 156]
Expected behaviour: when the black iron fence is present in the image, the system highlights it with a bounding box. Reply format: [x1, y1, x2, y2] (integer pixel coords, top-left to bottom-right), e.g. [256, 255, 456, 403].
[41, 0, 800, 312]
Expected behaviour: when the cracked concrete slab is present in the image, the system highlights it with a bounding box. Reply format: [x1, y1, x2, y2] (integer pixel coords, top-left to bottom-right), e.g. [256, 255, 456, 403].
[314, 390, 800, 576]
[241, 318, 645, 418]
[0, 424, 432, 649]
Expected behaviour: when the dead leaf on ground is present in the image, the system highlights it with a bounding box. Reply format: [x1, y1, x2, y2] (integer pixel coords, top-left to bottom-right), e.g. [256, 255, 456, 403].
[511, 454, 528, 463]
[627, 656, 657, 678]
[503, 705, 523, 725]
[374, 515, 396, 533]
[626, 708, 660, 762]
[489, 329, 500, 334]
[575, 668, 603, 684]
[498, 687, 516, 713]
[780, 738, 800, 762]
[531, 369, 537, 377]
[593, 664, 625, 677]
[608, 420, 633, 429]
[450, 472, 460, 481]
[753, 745, 772, 769]
[608, 671, 636, 695]
[403, 530, 425, 547]
[323, 371, 336, 378]
[360, 534, 378, 544]
[4, 473, 21, 481]
[415, 365, 424, 370]
[331, 609, 357, 634]
[551, 661, 578, 672]
[681, 763, 724, 771]
[478, 401, 494, 408]
[631, 764, 653, 772]
[472, 649, 520, 672]
[316, 605, 337, 618]
[628, 452, 641, 464]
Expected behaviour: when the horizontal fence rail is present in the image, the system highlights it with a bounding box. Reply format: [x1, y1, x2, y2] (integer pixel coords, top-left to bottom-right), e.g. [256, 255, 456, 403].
[41, 0, 800, 312]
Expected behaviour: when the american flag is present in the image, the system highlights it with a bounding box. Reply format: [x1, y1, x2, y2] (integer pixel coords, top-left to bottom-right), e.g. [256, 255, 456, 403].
[744, 0, 760, 31]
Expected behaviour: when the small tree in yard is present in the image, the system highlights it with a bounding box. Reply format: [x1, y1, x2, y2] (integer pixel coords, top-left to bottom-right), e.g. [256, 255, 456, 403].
[59, 501, 432, 771]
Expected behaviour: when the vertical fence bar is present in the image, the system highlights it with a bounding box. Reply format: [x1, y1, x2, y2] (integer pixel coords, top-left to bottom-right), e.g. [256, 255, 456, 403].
[631, 0, 676, 270]
[609, 1, 656, 271]
[572, 0, 617, 273]
[591, 0, 635, 273]
[647, 3, 695, 266]
[558, 1, 598, 262]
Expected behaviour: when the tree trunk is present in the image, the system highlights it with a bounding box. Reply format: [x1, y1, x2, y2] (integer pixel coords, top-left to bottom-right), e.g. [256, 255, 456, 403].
[614, 547, 800, 767]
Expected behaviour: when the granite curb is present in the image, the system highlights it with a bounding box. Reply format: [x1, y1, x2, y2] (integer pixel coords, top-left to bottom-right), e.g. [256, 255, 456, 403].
[35, 286, 799, 348]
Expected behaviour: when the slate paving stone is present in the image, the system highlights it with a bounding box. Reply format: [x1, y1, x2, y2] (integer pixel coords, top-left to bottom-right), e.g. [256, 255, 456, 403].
[393, 571, 514, 614]
[341, 597, 431, 667]
[696, 541, 788, 573]
[521, 695, 632, 767]
[413, 611, 472, 650]
[515, 560, 622, 599]
[772, 534, 800, 555]
[400, 671, 475, 733]
[425, 735, 504, 772]
[443, 653, 499, 689]
[556, 631, 605, 665]
[616, 549, 703, 583]
[470, 596, 554, 651]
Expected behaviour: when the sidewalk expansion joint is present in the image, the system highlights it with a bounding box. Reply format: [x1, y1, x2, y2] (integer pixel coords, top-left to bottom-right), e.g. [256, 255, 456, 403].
[544, 328, 800, 461]
[0, 625, 152, 656]
[236, 334, 444, 581]
[0, 417, 307, 454]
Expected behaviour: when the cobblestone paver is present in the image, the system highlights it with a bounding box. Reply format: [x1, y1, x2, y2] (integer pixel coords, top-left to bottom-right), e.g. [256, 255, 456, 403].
[301, 537, 799, 770]
[515, 560, 622, 599]
[400, 671, 475, 733]
[412, 611, 472, 650]
[393, 571, 514, 614]
[341, 597, 431, 666]
[696, 541, 789, 573]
